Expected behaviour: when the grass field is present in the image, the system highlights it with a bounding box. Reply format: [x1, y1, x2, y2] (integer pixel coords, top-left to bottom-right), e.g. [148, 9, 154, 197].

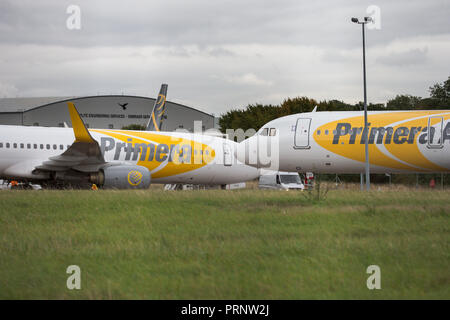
[0, 187, 449, 299]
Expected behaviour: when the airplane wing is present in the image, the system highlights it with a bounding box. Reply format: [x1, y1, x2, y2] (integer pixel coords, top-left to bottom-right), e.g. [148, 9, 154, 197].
[34, 102, 106, 173]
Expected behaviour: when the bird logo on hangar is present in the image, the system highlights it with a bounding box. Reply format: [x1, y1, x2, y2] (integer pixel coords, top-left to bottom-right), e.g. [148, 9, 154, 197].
[118, 102, 128, 110]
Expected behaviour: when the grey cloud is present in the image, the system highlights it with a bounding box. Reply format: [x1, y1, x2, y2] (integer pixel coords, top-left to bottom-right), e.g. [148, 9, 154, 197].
[377, 47, 428, 66]
[0, 0, 448, 113]
[322, 50, 358, 64]
[0, 0, 449, 49]
[207, 47, 236, 57]
[153, 46, 192, 57]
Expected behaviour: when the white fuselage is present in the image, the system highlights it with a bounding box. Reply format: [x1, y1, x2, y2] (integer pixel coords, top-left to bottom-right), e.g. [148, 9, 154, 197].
[237, 110, 450, 174]
[0, 125, 260, 184]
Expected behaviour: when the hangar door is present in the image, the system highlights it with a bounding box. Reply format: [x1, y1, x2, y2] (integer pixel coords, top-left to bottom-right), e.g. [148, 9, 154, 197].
[294, 118, 311, 149]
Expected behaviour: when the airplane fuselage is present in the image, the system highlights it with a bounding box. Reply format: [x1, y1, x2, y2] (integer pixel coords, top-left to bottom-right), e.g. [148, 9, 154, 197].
[0, 125, 259, 185]
[237, 110, 450, 173]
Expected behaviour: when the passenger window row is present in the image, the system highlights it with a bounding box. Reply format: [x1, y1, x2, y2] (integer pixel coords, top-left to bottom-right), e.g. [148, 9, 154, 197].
[0, 142, 70, 150]
[316, 129, 355, 135]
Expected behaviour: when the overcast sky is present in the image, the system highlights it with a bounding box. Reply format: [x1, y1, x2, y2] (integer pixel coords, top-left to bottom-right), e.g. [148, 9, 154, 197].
[0, 0, 449, 114]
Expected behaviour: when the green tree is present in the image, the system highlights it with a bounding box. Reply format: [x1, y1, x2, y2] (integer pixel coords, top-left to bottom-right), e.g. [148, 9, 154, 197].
[280, 97, 317, 114]
[219, 98, 389, 132]
[429, 76, 450, 100]
[218, 75, 450, 131]
[219, 104, 280, 132]
[386, 94, 422, 110]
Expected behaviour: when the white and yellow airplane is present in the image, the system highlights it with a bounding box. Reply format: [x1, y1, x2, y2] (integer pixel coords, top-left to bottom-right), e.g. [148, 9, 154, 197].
[0, 98, 259, 189]
[237, 109, 450, 173]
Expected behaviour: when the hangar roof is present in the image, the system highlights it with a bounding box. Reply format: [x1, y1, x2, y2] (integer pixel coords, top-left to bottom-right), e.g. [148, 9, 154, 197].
[0, 96, 213, 117]
[0, 97, 76, 112]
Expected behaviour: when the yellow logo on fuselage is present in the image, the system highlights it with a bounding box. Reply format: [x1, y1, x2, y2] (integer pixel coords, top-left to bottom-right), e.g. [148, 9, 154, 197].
[313, 111, 450, 172]
[128, 170, 143, 186]
[91, 130, 216, 179]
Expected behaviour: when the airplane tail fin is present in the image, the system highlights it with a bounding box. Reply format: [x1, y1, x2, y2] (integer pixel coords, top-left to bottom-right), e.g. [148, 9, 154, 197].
[67, 102, 96, 143]
[146, 84, 168, 131]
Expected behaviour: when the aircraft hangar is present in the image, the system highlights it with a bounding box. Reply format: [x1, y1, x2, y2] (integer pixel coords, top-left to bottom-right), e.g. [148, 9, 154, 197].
[0, 95, 216, 131]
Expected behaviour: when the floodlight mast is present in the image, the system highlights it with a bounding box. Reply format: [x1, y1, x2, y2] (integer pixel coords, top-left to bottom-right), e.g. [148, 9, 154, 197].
[352, 16, 372, 191]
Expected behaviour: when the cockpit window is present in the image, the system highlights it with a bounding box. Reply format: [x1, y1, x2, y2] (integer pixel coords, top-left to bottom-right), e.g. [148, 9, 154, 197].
[260, 128, 269, 136]
[269, 128, 277, 136]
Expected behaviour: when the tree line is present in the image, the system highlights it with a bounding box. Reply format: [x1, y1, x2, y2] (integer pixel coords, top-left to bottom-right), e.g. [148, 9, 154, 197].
[218, 76, 450, 132]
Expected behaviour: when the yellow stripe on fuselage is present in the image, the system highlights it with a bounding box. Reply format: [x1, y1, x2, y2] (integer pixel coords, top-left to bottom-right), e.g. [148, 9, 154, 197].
[90, 129, 216, 178]
[314, 111, 450, 172]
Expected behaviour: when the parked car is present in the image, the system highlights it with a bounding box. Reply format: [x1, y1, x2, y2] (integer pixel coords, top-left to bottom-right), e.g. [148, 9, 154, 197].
[258, 171, 304, 190]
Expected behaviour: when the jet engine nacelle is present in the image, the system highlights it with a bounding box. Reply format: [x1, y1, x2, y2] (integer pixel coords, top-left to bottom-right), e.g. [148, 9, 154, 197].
[91, 165, 151, 189]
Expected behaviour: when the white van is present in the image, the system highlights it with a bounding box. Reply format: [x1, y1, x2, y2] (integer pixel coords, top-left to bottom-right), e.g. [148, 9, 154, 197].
[258, 171, 305, 190]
